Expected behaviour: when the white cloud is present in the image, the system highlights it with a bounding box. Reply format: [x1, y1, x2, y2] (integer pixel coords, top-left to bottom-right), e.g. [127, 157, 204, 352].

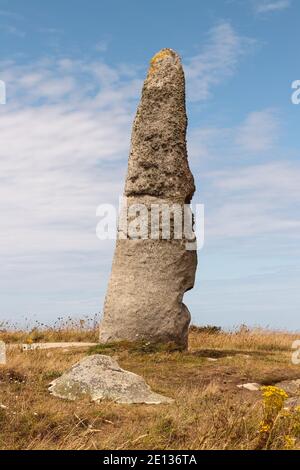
[37, 27, 64, 35]
[189, 109, 279, 162]
[0, 58, 142, 263]
[235, 109, 279, 152]
[189, 109, 300, 242]
[0, 10, 22, 20]
[203, 161, 300, 239]
[185, 21, 255, 101]
[255, 0, 291, 13]
[0, 20, 252, 267]
[0, 24, 281, 321]
[0, 55, 145, 321]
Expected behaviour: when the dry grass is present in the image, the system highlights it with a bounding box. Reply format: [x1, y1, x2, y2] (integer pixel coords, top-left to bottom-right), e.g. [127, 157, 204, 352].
[0, 324, 299, 450]
[0, 316, 99, 344]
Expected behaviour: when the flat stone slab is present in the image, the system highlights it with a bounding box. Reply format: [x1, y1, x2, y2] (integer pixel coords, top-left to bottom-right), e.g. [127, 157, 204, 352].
[237, 383, 261, 391]
[21, 342, 97, 351]
[49, 354, 173, 405]
[0, 341, 6, 365]
[275, 379, 300, 396]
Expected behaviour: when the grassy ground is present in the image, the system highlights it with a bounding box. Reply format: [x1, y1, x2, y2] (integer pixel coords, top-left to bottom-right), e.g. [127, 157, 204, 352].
[0, 325, 299, 450]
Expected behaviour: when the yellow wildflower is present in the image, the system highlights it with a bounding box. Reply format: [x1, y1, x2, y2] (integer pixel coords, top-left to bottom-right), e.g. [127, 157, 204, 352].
[284, 435, 296, 450]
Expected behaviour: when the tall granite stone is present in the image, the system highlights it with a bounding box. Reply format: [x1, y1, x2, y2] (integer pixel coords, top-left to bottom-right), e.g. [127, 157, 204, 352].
[100, 49, 197, 349]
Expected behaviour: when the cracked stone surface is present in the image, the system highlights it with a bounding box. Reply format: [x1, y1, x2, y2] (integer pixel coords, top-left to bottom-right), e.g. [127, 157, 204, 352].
[49, 355, 173, 405]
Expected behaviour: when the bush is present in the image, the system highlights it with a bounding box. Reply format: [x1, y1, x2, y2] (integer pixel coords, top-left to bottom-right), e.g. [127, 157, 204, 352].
[189, 325, 222, 335]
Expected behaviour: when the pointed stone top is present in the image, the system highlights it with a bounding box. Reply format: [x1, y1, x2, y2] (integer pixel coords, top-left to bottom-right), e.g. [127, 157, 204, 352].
[146, 48, 184, 87]
[149, 48, 181, 69]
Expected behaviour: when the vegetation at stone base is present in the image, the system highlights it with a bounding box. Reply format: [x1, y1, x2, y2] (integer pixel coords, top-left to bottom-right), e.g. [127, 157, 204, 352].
[0, 322, 299, 450]
[189, 325, 222, 335]
[89, 340, 183, 355]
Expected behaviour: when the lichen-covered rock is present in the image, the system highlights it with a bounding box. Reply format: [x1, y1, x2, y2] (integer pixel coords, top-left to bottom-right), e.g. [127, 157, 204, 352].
[100, 49, 197, 349]
[49, 355, 173, 405]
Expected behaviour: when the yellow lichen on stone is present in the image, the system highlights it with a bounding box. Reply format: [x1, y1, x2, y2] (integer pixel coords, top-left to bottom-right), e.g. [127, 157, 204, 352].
[149, 49, 173, 73]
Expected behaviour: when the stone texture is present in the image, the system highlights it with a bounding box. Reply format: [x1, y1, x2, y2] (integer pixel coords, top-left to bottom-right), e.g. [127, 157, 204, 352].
[49, 355, 173, 405]
[275, 379, 300, 396]
[100, 49, 197, 349]
[284, 397, 300, 410]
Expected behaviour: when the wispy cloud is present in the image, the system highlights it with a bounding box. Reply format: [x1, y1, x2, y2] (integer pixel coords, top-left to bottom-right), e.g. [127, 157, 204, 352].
[189, 109, 299, 240]
[254, 0, 291, 13]
[37, 27, 64, 35]
[0, 55, 144, 320]
[0, 58, 142, 262]
[1, 22, 294, 323]
[0, 9, 22, 20]
[235, 109, 279, 152]
[0, 24, 25, 37]
[185, 21, 255, 101]
[95, 39, 110, 53]
[189, 108, 280, 162]
[204, 161, 300, 239]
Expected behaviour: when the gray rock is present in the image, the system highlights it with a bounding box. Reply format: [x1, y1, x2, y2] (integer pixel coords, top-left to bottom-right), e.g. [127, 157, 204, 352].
[0, 341, 6, 365]
[100, 49, 197, 349]
[284, 396, 300, 409]
[49, 355, 173, 405]
[275, 379, 300, 396]
[22, 342, 97, 351]
[237, 383, 261, 391]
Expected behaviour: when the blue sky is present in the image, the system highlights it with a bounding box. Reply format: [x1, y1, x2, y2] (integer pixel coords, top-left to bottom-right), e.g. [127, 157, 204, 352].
[0, 0, 299, 330]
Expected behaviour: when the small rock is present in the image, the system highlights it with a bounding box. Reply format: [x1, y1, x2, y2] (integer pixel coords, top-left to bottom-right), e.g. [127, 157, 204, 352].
[237, 383, 261, 391]
[284, 397, 300, 410]
[207, 358, 218, 362]
[275, 379, 300, 396]
[49, 355, 173, 405]
[22, 342, 97, 351]
[99, 49, 197, 350]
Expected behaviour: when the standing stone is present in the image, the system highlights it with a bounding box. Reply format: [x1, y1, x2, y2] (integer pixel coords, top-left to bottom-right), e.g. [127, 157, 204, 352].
[100, 49, 197, 349]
